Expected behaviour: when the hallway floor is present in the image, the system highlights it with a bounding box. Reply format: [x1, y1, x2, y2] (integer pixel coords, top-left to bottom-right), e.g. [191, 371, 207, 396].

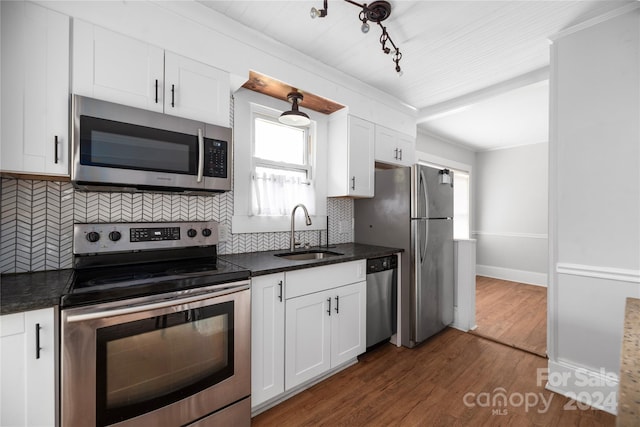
[471, 276, 547, 357]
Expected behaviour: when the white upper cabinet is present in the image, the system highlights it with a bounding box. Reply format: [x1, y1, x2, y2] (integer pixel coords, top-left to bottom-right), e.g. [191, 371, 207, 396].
[1, 1, 70, 175]
[73, 21, 164, 113]
[374, 125, 415, 167]
[72, 21, 230, 126]
[163, 52, 230, 124]
[328, 112, 375, 198]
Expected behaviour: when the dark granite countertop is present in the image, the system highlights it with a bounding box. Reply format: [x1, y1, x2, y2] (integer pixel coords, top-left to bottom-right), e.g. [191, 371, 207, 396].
[0, 243, 402, 316]
[219, 243, 403, 276]
[617, 297, 640, 427]
[0, 269, 72, 315]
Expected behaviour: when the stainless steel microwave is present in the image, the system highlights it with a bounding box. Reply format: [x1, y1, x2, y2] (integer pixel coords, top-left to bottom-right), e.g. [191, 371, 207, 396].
[71, 95, 232, 194]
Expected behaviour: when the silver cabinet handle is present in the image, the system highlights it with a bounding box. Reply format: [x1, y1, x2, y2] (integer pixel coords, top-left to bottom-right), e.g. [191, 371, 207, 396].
[394, 148, 398, 159]
[197, 128, 204, 183]
[351, 176, 356, 191]
[335, 295, 339, 314]
[171, 84, 175, 107]
[278, 280, 283, 302]
[327, 298, 332, 316]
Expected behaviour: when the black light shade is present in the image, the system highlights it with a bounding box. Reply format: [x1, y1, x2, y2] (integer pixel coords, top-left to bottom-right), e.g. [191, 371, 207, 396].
[279, 92, 310, 127]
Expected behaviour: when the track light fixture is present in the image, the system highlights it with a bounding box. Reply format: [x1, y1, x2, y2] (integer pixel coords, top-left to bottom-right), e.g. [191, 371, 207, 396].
[310, 0, 403, 75]
[310, 0, 328, 19]
[279, 91, 310, 127]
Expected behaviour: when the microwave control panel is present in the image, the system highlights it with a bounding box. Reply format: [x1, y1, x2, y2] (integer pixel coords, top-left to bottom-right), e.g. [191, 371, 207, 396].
[205, 139, 228, 178]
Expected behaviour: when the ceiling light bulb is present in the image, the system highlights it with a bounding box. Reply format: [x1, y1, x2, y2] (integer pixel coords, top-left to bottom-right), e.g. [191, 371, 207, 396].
[310, 7, 319, 19]
[361, 21, 370, 33]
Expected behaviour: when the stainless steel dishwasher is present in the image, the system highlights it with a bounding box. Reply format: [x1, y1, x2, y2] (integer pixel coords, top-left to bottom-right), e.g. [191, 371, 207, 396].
[366, 255, 398, 348]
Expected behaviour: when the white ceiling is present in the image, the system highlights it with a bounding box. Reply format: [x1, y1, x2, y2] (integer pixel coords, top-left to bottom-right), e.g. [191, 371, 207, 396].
[198, 0, 633, 150]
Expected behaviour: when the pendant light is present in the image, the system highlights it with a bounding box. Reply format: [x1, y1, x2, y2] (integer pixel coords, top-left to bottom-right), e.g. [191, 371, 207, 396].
[279, 91, 310, 127]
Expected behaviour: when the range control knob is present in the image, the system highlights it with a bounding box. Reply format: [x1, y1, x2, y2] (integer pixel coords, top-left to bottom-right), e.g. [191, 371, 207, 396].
[108, 231, 122, 242]
[187, 229, 198, 238]
[86, 231, 100, 243]
[202, 228, 212, 237]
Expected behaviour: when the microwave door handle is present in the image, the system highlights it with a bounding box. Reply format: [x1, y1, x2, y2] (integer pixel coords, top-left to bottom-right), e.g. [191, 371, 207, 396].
[197, 128, 204, 183]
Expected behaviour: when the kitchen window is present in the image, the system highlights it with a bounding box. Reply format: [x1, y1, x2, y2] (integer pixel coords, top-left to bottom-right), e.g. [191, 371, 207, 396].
[251, 115, 314, 216]
[232, 89, 328, 234]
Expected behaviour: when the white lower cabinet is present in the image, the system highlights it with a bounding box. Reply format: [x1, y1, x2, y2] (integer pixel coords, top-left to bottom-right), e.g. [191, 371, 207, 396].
[330, 282, 367, 366]
[0, 307, 56, 427]
[284, 289, 332, 389]
[251, 261, 367, 411]
[285, 281, 365, 390]
[251, 273, 285, 407]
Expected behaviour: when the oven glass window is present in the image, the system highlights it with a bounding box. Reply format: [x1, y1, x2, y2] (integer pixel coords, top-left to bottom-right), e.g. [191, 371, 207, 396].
[96, 302, 234, 426]
[80, 116, 197, 174]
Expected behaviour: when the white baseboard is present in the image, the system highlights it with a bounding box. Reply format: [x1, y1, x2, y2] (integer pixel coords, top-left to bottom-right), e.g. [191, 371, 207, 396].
[545, 360, 618, 415]
[476, 264, 547, 287]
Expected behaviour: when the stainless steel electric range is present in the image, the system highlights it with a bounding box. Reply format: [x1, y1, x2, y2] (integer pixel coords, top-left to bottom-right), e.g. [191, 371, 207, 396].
[60, 221, 251, 427]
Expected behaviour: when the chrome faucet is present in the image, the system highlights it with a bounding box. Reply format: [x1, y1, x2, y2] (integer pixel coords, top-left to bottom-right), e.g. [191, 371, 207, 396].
[290, 204, 312, 251]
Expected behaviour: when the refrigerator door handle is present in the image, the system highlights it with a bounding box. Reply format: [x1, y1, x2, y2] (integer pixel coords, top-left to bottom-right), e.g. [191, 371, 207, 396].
[420, 168, 428, 219]
[420, 220, 428, 263]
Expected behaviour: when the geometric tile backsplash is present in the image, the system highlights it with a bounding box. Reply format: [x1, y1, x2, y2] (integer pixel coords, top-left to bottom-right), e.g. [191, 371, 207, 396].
[0, 177, 354, 274]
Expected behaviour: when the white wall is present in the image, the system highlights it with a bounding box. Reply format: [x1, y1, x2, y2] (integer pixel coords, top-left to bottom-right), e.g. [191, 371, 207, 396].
[475, 143, 548, 286]
[416, 129, 476, 168]
[548, 4, 640, 414]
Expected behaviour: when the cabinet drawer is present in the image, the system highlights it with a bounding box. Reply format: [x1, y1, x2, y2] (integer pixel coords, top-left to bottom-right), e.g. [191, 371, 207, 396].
[285, 260, 366, 299]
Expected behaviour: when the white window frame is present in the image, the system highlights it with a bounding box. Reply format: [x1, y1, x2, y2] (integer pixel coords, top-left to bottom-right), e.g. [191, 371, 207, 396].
[232, 88, 327, 234]
[251, 110, 315, 216]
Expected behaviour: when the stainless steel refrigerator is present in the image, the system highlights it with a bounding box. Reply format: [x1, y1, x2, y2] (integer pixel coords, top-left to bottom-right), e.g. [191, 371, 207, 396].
[354, 165, 454, 348]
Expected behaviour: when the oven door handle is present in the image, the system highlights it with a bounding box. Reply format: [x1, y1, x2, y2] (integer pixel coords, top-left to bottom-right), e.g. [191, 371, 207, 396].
[64, 281, 250, 323]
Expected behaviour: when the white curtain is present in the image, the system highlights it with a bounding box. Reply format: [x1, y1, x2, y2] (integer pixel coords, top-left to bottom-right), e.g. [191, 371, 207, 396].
[251, 171, 315, 216]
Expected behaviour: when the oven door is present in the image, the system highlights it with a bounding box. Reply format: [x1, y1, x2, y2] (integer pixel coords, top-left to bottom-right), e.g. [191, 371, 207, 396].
[61, 282, 250, 427]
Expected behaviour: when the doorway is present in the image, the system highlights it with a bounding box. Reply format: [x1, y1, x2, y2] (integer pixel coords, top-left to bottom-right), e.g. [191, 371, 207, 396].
[471, 276, 546, 357]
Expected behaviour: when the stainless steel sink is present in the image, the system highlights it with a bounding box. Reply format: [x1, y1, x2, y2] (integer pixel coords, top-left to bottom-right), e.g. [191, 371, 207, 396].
[275, 250, 343, 261]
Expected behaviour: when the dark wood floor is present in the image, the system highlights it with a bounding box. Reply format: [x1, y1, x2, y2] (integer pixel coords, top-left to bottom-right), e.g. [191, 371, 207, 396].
[252, 328, 614, 426]
[472, 276, 547, 357]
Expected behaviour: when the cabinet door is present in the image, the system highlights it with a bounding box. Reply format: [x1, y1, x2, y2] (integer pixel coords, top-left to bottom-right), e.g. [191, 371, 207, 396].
[285, 291, 331, 390]
[0, 308, 56, 427]
[1, 1, 69, 175]
[396, 133, 415, 166]
[347, 116, 375, 197]
[331, 281, 366, 367]
[251, 273, 285, 407]
[73, 21, 164, 113]
[374, 125, 399, 165]
[164, 52, 230, 125]
[374, 125, 415, 167]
